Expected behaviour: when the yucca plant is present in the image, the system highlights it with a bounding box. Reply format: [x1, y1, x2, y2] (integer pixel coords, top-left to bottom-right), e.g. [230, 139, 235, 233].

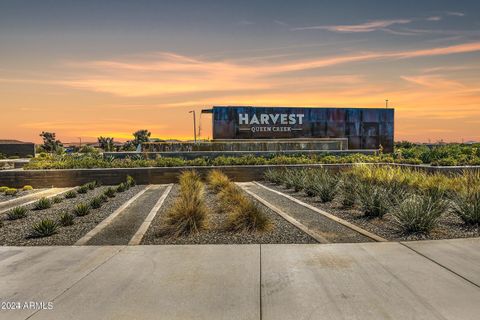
[356, 182, 391, 218]
[451, 188, 480, 225]
[104, 187, 116, 198]
[393, 194, 447, 233]
[34, 197, 52, 210]
[338, 173, 358, 208]
[303, 169, 338, 202]
[7, 206, 28, 220]
[64, 190, 77, 199]
[30, 219, 58, 238]
[73, 203, 91, 216]
[59, 211, 74, 226]
[264, 169, 284, 184]
[77, 185, 89, 194]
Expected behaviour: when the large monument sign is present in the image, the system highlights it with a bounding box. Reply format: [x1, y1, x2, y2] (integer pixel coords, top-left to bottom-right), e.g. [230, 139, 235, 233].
[209, 106, 394, 152]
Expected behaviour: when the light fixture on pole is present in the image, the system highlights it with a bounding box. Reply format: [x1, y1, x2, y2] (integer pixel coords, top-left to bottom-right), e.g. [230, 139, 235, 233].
[189, 110, 197, 143]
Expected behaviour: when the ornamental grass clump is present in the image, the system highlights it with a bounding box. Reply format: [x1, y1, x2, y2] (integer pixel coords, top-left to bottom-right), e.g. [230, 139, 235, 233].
[7, 206, 28, 220]
[33, 197, 52, 210]
[393, 194, 447, 233]
[209, 171, 271, 232]
[30, 219, 57, 238]
[207, 170, 231, 193]
[226, 198, 271, 232]
[52, 196, 63, 204]
[159, 171, 208, 237]
[303, 168, 338, 202]
[338, 173, 358, 208]
[73, 203, 91, 216]
[284, 170, 306, 192]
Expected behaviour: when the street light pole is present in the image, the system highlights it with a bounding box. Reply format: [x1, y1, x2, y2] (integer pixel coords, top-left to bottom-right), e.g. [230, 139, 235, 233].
[385, 99, 389, 108]
[189, 110, 197, 143]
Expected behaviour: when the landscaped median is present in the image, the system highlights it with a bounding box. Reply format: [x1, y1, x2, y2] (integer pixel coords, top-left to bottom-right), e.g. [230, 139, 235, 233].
[0, 176, 142, 245]
[262, 165, 480, 241]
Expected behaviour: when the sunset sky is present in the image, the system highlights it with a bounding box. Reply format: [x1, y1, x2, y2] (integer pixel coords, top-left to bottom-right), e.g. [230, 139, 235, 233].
[1, 0, 480, 143]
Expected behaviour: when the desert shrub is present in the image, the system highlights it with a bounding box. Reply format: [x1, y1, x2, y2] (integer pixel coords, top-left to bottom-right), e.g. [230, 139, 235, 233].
[59, 211, 74, 226]
[356, 182, 391, 218]
[264, 169, 284, 184]
[73, 203, 91, 216]
[116, 182, 127, 192]
[4, 188, 18, 196]
[22, 185, 34, 191]
[77, 185, 89, 194]
[225, 200, 271, 232]
[89, 196, 103, 209]
[7, 206, 28, 220]
[64, 190, 77, 199]
[126, 175, 136, 187]
[104, 187, 116, 198]
[52, 196, 63, 204]
[0, 186, 8, 192]
[30, 219, 58, 238]
[159, 171, 207, 237]
[86, 181, 97, 190]
[207, 170, 231, 193]
[451, 188, 480, 225]
[393, 194, 447, 233]
[303, 169, 338, 202]
[33, 197, 52, 210]
[338, 173, 358, 208]
[283, 169, 306, 191]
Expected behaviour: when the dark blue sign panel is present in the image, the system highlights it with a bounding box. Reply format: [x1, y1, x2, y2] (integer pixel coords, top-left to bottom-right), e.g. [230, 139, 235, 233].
[211, 106, 394, 152]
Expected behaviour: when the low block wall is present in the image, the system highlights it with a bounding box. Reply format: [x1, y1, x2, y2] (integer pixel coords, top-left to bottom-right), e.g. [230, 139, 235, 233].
[1, 163, 479, 188]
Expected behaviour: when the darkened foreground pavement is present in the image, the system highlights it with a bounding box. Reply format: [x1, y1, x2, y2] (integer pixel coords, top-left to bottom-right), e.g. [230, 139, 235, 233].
[1, 238, 479, 320]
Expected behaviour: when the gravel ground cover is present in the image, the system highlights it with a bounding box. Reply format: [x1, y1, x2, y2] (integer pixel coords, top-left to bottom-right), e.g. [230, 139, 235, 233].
[262, 181, 480, 241]
[0, 185, 144, 246]
[0, 188, 46, 203]
[142, 184, 316, 245]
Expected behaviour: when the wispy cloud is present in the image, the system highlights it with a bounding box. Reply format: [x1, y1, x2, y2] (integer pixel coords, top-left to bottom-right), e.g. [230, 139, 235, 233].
[446, 11, 465, 17]
[292, 19, 411, 32]
[426, 16, 442, 21]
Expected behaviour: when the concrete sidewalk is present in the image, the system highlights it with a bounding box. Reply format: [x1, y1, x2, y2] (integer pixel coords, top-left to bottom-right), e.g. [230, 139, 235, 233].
[0, 239, 479, 320]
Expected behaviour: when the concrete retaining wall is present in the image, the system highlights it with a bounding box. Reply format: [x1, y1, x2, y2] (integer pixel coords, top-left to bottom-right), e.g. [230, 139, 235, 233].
[1, 163, 479, 188]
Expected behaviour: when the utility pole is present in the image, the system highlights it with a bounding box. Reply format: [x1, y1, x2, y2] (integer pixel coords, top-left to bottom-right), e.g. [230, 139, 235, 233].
[385, 99, 389, 108]
[189, 110, 197, 143]
[79, 137, 82, 148]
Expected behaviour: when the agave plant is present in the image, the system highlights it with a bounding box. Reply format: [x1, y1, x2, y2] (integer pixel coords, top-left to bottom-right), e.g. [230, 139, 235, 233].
[59, 211, 74, 226]
[89, 196, 103, 209]
[30, 219, 58, 238]
[73, 203, 91, 216]
[7, 206, 28, 220]
[33, 197, 52, 210]
[77, 185, 89, 194]
[104, 187, 116, 198]
[64, 190, 77, 199]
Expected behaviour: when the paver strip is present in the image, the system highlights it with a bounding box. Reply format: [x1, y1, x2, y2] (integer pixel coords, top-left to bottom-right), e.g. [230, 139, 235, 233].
[128, 184, 173, 245]
[0, 188, 74, 214]
[254, 181, 387, 242]
[75, 185, 150, 245]
[238, 182, 374, 243]
[261, 242, 480, 320]
[84, 185, 170, 245]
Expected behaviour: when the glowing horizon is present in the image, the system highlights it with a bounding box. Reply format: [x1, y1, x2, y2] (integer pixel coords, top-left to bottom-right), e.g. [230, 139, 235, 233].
[1, 1, 479, 144]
